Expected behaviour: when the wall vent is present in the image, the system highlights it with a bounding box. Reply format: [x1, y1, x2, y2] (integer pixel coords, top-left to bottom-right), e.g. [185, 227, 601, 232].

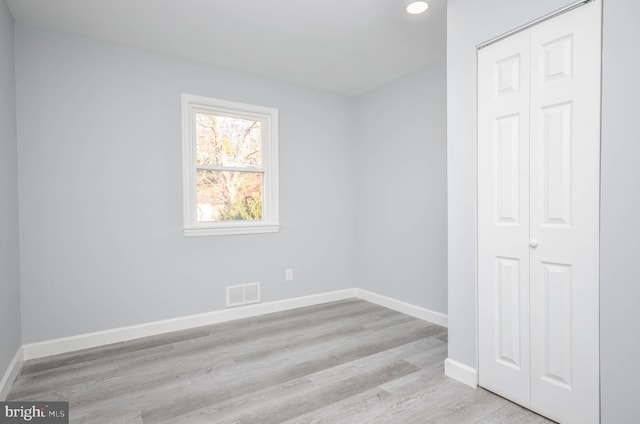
[226, 283, 261, 307]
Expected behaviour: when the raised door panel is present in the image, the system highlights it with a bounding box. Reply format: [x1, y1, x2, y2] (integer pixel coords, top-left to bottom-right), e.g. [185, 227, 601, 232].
[478, 29, 531, 408]
[495, 257, 522, 369]
[541, 102, 572, 227]
[495, 114, 521, 225]
[540, 262, 573, 390]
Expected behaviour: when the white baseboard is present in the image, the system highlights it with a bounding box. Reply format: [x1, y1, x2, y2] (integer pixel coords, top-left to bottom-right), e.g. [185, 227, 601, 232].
[21, 288, 449, 362]
[354, 289, 448, 327]
[0, 347, 23, 401]
[444, 358, 478, 388]
[22, 289, 357, 361]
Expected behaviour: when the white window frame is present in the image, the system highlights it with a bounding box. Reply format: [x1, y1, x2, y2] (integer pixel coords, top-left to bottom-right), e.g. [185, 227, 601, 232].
[182, 94, 279, 236]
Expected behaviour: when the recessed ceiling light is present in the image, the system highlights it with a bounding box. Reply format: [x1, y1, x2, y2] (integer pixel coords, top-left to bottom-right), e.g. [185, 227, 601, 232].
[406, 1, 429, 15]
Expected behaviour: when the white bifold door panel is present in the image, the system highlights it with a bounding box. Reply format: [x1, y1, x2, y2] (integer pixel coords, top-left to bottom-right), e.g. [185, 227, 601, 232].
[478, 29, 532, 408]
[528, 4, 601, 421]
[477, 1, 601, 423]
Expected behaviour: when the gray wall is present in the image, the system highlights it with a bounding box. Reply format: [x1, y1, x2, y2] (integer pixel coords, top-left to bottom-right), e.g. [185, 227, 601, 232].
[355, 63, 448, 314]
[600, 1, 640, 422]
[15, 25, 358, 343]
[0, 0, 22, 376]
[447, 0, 640, 422]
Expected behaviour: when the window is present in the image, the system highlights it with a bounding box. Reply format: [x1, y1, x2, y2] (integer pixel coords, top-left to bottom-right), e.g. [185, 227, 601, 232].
[182, 94, 279, 236]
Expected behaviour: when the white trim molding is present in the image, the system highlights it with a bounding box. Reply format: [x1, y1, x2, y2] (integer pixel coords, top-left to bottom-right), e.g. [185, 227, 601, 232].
[444, 358, 478, 388]
[355, 289, 448, 327]
[0, 347, 23, 401]
[22, 289, 356, 361]
[21, 289, 449, 362]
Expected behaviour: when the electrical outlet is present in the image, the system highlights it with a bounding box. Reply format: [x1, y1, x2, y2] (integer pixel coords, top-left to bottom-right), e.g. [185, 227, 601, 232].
[285, 268, 294, 281]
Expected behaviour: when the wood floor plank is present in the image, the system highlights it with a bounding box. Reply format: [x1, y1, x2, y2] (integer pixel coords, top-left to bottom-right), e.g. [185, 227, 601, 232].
[10, 300, 394, 400]
[282, 345, 447, 424]
[7, 299, 552, 423]
[118, 319, 433, 423]
[472, 402, 551, 424]
[15, 306, 412, 406]
[154, 338, 437, 424]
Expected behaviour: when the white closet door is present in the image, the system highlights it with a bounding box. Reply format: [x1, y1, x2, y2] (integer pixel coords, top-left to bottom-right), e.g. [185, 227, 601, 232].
[478, 1, 601, 422]
[478, 29, 531, 407]
[529, 2, 601, 422]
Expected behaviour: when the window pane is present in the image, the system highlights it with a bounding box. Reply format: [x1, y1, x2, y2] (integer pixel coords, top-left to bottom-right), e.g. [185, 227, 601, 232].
[196, 112, 263, 168]
[196, 170, 263, 222]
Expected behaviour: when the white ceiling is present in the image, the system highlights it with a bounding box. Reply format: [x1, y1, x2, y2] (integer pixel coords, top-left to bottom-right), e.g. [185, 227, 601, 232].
[6, 0, 446, 96]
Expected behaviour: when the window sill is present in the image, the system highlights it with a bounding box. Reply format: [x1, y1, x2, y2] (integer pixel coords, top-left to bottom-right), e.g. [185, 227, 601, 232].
[184, 224, 280, 237]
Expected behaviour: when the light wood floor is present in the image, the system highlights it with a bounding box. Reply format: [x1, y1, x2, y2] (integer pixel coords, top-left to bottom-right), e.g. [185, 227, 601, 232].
[8, 299, 551, 423]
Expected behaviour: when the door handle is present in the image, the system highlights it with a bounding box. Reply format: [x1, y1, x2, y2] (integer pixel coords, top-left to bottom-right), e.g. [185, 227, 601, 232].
[529, 240, 538, 248]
